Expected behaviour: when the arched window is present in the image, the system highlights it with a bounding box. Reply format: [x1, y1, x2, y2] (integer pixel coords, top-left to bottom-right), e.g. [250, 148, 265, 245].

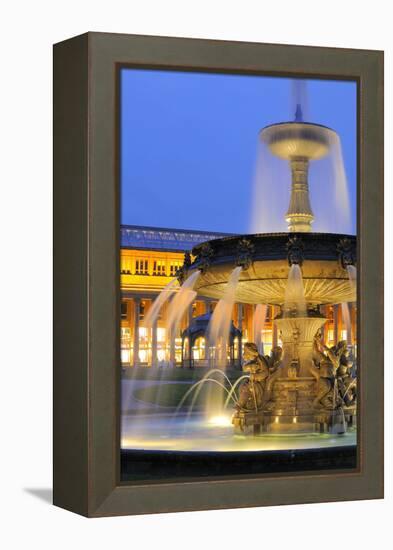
[192, 336, 206, 360]
[233, 337, 239, 359]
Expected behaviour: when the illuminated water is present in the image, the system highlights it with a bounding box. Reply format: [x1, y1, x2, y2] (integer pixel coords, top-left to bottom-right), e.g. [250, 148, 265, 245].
[341, 302, 351, 340]
[347, 265, 357, 294]
[121, 413, 356, 452]
[144, 278, 178, 328]
[250, 81, 353, 235]
[284, 264, 307, 315]
[166, 270, 200, 334]
[253, 303, 267, 354]
[207, 266, 242, 366]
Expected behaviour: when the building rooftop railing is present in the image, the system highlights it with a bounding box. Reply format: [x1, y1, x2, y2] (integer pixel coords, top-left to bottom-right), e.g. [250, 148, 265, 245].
[121, 224, 234, 252]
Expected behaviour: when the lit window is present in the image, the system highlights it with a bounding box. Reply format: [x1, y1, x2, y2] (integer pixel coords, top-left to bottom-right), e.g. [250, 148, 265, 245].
[169, 261, 181, 276]
[120, 256, 132, 274]
[138, 326, 151, 365]
[120, 327, 131, 364]
[183, 337, 190, 359]
[121, 302, 128, 320]
[234, 337, 239, 359]
[175, 337, 182, 364]
[192, 337, 206, 360]
[153, 260, 166, 276]
[135, 259, 149, 275]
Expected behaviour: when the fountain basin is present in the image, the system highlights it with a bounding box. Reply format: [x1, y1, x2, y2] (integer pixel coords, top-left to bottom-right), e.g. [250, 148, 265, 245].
[190, 233, 356, 305]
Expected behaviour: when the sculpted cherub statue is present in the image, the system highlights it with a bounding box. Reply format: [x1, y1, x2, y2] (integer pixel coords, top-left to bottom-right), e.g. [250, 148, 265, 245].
[334, 341, 357, 406]
[311, 332, 346, 410]
[236, 343, 283, 412]
[236, 343, 269, 412]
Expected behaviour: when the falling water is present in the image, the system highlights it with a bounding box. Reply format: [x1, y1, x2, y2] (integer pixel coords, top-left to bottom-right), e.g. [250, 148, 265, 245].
[250, 139, 290, 234]
[284, 264, 306, 316]
[346, 265, 357, 296]
[341, 302, 352, 343]
[291, 79, 310, 121]
[207, 266, 242, 368]
[253, 304, 267, 355]
[330, 134, 352, 234]
[250, 79, 354, 235]
[144, 278, 178, 328]
[202, 266, 242, 416]
[166, 270, 201, 335]
[121, 281, 180, 415]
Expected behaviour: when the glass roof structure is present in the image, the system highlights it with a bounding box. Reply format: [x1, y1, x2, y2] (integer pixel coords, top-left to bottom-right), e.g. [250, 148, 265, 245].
[121, 225, 233, 252]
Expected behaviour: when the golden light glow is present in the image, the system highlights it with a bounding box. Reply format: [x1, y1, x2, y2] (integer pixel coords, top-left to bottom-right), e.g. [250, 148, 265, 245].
[208, 415, 232, 427]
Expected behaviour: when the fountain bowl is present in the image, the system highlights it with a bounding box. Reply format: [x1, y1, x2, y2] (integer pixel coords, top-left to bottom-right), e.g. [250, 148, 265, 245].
[189, 232, 356, 306]
[260, 121, 336, 160]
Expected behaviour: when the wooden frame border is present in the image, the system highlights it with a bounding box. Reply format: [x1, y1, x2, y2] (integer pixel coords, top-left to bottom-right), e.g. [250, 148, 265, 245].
[53, 32, 383, 517]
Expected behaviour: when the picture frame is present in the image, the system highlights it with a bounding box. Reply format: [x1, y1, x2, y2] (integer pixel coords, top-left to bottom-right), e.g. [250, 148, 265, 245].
[53, 32, 383, 517]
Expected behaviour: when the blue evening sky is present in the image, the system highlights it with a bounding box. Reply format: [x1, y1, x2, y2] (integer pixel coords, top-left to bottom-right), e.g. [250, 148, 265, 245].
[120, 69, 356, 234]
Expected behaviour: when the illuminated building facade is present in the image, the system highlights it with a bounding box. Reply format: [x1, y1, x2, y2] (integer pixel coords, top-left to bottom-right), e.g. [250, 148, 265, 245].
[120, 225, 357, 367]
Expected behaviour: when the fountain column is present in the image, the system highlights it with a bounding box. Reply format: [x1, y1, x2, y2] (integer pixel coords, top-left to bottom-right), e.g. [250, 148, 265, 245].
[151, 318, 158, 367]
[274, 314, 326, 378]
[133, 297, 140, 367]
[285, 158, 314, 232]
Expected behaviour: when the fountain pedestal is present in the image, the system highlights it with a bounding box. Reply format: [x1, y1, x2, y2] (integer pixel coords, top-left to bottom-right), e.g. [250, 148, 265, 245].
[274, 313, 327, 377]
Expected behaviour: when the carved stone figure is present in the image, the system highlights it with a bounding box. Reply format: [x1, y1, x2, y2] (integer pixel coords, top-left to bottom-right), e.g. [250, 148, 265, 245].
[337, 237, 356, 269]
[263, 346, 284, 406]
[236, 238, 255, 270]
[311, 334, 344, 410]
[236, 343, 269, 412]
[266, 345, 283, 374]
[176, 251, 192, 284]
[334, 341, 357, 406]
[286, 235, 304, 266]
[197, 242, 214, 273]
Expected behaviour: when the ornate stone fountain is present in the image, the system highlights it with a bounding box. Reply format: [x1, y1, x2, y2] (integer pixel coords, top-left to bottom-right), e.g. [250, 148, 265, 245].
[180, 106, 357, 435]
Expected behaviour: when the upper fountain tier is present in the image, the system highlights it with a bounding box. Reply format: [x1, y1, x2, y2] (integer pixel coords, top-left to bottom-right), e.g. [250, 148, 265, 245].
[260, 120, 336, 161]
[260, 107, 338, 233]
[186, 233, 356, 306]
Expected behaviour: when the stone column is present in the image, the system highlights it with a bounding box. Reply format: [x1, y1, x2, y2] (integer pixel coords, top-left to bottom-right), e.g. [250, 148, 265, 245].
[347, 303, 353, 346]
[272, 306, 278, 348]
[250, 305, 255, 343]
[133, 297, 140, 367]
[237, 303, 243, 332]
[237, 303, 243, 369]
[188, 304, 193, 325]
[187, 304, 194, 368]
[333, 305, 339, 345]
[320, 305, 326, 342]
